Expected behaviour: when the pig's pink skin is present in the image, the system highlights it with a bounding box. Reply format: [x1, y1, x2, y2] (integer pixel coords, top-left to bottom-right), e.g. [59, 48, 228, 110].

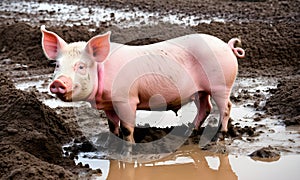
[87, 34, 243, 134]
[41, 25, 245, 142]
[87, 63, 104, 103]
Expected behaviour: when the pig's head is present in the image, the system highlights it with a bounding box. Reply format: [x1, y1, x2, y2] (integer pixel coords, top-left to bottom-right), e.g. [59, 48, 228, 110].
[41, 25, 110, 102]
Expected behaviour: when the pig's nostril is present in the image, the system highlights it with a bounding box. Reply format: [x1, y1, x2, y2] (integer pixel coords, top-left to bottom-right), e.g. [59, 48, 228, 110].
[59, 86, 65, 90]
[50, 85, 58, 92]
[58, 86, 66, 94]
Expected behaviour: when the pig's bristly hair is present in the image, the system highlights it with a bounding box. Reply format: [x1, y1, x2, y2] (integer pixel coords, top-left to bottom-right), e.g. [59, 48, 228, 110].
[60, 42, 86, 58]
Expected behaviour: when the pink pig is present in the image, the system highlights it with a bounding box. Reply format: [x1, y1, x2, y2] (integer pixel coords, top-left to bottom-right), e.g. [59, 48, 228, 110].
[41, 25, 245, 143]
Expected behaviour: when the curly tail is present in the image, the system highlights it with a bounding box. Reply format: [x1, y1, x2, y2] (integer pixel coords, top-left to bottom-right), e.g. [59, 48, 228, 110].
[228, 38, 245, 58]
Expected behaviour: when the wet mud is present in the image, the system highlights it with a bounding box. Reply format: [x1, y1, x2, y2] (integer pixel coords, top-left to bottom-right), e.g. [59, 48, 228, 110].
[0, 0, 299, 179]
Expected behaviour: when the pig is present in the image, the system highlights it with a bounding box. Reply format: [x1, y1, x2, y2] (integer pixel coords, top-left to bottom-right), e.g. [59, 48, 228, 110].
[41, 25, 245, 143]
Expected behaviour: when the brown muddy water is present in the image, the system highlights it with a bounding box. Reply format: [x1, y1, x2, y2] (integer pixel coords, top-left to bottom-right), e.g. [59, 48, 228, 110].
[76, 145, 300, 180]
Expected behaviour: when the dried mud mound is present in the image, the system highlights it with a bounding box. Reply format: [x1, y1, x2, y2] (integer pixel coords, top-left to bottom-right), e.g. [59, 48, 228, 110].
[0, 23, 49, 75]
[265, 77, 300, 125]
[249, 146, 280, 160]
[0, 145, 75, 179]
[0, 73, 77, 179]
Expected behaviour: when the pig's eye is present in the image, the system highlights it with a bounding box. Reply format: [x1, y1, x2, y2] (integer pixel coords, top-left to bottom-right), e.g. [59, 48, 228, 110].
[74, 62, 87, 75]
[56, 64, 60, 69]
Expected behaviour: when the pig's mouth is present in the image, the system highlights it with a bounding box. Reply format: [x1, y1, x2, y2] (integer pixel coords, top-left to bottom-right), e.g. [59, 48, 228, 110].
[55, 91, 73, 102]
[55, 83, 83, 102]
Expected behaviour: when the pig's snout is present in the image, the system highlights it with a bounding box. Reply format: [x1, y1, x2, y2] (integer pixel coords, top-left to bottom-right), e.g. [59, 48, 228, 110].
[50, 76, 72, 94]
[50, 80, 67, 94]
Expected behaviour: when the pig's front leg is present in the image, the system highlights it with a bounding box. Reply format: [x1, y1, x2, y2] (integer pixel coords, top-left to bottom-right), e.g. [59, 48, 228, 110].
[105, 110, 121, 137]
[114, 102, 137, 143]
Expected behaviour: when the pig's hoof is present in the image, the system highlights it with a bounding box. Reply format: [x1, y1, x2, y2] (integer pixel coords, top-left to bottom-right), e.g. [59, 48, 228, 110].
[218, 131, 229, 141]
[119, 143, 134, 162]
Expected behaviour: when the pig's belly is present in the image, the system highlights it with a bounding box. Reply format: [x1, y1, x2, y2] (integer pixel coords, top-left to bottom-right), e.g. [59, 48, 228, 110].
[134, 72, 199, 111]
[136, 89, 195, 111]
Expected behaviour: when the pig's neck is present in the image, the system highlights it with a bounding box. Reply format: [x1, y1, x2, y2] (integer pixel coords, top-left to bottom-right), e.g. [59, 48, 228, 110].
[87, 63, 104, 105]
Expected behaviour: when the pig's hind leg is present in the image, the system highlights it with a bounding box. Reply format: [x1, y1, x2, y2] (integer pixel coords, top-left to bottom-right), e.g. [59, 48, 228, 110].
[193, 92, 213, 130]
[211, 91, 232, 133]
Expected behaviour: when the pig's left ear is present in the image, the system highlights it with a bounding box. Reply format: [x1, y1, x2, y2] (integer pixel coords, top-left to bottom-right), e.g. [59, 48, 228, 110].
[85, 31, 111, 63]
[41, 25, 67, 60]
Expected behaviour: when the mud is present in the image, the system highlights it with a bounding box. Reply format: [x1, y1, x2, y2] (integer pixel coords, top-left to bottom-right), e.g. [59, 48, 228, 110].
[0, 0, 299, 179]
[0, 73, 79, 179]
[249, 146, 280, 159]
[265, 77, 300, 126]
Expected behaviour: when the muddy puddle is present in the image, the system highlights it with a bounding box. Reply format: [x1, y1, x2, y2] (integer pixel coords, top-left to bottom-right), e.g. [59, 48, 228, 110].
[75, 145, 300, 180]
[14, 74, 300, 179]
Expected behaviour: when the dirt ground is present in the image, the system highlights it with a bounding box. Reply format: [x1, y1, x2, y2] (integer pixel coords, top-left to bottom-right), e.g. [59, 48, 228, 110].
[0, 0, 299, 179]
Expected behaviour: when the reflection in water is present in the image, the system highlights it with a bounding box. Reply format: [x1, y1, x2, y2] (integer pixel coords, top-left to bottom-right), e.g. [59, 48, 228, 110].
[106, 145, 237, 180]
[77, 145, 300, 180]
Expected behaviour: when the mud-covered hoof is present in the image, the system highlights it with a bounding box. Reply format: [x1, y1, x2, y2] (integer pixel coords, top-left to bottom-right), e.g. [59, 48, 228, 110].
[120, 143, 134, 162]
[219, 131, 229, 141]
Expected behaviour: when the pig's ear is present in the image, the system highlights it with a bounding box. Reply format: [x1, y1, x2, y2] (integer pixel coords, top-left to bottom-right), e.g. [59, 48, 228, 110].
[40, 25, 67, 60]
[85, 31, 111, 63]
